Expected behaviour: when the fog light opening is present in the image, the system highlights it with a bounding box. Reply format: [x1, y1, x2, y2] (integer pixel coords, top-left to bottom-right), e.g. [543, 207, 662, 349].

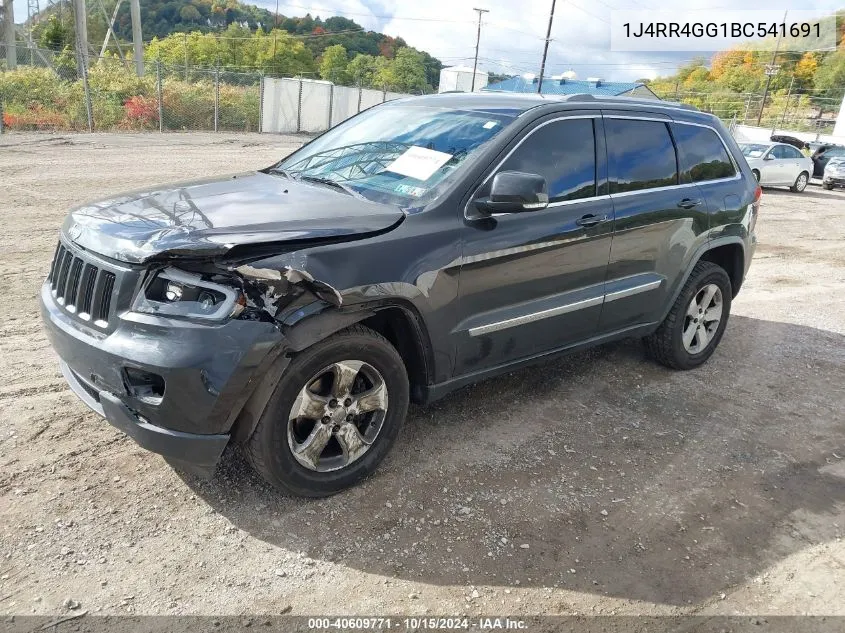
[123, 367, 165, 405]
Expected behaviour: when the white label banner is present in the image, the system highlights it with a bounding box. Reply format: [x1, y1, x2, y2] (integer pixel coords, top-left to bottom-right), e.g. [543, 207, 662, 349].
[610, 10, 836, 52]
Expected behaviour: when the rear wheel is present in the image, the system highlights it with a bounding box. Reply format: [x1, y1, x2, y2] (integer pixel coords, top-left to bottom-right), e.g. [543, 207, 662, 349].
[245, 325, 409, 497]
[790, 171, 809, 193]
[644, 261, 732, 370]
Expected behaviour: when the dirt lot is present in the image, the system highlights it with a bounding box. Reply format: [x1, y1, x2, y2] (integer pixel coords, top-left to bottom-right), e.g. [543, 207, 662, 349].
[1, 132, 844, 618]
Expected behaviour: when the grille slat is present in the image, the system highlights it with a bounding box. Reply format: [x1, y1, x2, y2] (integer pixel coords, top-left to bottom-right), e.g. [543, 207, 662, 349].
[47, 240, 118, 329]
[65, 258, 83, 308]
[96, 272, 116, 324]
[48, 243, 63, 284]
[77, 264, 97, 316]
[54, 251, 73, 300]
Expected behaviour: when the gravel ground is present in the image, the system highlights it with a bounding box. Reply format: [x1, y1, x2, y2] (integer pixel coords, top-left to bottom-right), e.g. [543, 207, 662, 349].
[1, 132, 843, 618]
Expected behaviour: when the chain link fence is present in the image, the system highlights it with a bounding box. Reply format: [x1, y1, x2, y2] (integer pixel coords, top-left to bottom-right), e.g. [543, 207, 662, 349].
[0, 44, 263, 133]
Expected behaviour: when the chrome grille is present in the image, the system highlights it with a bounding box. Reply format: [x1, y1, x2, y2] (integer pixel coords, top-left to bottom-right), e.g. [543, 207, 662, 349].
[48, 242, 117, 328]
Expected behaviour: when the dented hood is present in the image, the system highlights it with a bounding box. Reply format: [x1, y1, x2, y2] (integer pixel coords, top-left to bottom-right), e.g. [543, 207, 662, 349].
[62, 172, 405, 264]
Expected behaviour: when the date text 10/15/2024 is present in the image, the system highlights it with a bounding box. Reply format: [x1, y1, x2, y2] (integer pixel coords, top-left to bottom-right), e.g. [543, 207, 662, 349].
[306, 617, 528, 630]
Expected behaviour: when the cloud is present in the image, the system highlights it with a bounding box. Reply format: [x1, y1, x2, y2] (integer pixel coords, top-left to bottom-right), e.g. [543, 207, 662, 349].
[14, 0, 842, 83]
[259, 0, 842, 82]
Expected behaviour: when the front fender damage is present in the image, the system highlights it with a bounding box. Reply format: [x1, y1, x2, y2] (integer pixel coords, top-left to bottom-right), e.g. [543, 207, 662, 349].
[233, 264, 343, 322]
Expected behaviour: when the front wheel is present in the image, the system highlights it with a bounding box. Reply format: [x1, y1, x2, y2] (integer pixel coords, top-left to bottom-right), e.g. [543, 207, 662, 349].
[752, 169, 760, 183]
[823, 183, 835, 191]
[245, 325, 409, 497]
[644, 261, 732, 370]
[790, 171, 809, 193]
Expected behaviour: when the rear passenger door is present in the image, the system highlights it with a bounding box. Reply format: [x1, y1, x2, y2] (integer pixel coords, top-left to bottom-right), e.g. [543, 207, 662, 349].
[597, 114, 709, 334]
[671, 121, 742, 241]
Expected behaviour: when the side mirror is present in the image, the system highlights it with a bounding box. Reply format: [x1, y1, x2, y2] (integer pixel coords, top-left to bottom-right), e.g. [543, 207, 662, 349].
[476, 171, 549, 214]
[763, 154, 775, 161]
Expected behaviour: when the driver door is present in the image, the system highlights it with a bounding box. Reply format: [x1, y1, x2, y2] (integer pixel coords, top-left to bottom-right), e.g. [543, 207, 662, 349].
[453, 114, 614, 376]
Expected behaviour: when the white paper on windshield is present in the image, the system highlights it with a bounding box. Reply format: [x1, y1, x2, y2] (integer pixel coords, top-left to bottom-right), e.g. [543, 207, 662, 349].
[385, 146, 453, 181]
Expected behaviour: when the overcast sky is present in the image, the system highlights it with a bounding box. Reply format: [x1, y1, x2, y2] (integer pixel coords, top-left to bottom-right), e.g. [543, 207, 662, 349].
[13, 0, 841, 82]
[252, 0, 841, 81]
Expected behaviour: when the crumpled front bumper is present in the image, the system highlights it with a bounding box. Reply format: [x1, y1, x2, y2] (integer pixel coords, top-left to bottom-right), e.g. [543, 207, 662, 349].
[40, 280, 283, 477]
[59, 361, 230, 476]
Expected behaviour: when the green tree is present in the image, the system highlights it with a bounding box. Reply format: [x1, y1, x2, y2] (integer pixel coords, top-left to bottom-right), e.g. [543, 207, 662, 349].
[813, 50, 845, 112]
[347, 53, 385, 87]
[319, 44, 350, 84]
[179, 5, 202, 22]
[38, 14, 74, 51]
[376, 48, 429, 93]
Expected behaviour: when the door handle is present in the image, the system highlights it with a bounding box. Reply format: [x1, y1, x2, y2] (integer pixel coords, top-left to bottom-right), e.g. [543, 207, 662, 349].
[677, 198, 703, 210]
[576, 214, 608, 227]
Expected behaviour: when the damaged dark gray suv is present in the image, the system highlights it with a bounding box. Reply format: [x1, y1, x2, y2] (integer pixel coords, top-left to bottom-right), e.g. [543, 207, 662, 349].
[40, 93, 759, 496]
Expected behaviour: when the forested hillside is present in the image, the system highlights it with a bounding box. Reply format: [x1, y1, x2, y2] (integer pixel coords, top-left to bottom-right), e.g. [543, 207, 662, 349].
[31, 0, 443, 91]
[643, 12, 845, 128]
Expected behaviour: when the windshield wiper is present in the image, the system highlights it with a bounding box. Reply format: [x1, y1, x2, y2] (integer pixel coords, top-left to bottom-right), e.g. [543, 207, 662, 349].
[298, 175, 362, 198]
[269, 168, 298, 179]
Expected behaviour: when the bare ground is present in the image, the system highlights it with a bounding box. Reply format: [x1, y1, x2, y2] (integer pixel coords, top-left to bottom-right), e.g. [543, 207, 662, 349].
[0, 132, 843, 617]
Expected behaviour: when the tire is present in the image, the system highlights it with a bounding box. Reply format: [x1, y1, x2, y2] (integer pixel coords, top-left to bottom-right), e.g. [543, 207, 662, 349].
[644, 261, 732, 370]
[752, 169, 760, 183]
[823, 183, 834, 191]
[245, 325, 409, 497]
[790, 171, 809, 193]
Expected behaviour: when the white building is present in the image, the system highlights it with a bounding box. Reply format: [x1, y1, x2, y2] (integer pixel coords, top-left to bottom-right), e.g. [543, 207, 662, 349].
[438, 66, 489, 93]
[834, 92, 845, 139]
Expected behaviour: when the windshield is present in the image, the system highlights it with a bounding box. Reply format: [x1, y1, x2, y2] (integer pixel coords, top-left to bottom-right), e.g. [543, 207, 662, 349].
[740, 143, 769, 158]
[272, 104, 518, 208]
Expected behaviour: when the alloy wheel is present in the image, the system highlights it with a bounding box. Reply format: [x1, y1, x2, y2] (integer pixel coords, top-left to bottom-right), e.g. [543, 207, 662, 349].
[287, 360, 389, 472]
[796, 173, 808, 192]
[682, 283, 723, 354]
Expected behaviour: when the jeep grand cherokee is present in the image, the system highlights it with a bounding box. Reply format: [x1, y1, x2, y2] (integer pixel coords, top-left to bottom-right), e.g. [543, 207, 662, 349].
[40, 93, 759, 496]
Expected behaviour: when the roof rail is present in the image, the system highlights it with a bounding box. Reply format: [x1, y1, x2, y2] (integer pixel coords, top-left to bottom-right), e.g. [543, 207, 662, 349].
[563, 93, 700, 111]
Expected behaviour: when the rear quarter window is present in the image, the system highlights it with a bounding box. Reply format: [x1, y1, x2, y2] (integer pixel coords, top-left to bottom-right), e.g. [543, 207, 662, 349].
[672, 123, 736, 183]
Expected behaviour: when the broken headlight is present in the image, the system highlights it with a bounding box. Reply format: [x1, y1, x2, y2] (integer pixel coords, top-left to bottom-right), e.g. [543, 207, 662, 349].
[132, 267, 244, 321]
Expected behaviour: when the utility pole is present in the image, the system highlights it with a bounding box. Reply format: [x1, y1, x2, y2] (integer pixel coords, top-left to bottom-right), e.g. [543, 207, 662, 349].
[470, 8, 488, 92]
[537, 0, 556, 93]
[130, 0, 144, 76]
[756, 9, 787, 126]
[778, 74, 795, 129]
[72, 0, 88, 75]
[1, 0, 16, 70]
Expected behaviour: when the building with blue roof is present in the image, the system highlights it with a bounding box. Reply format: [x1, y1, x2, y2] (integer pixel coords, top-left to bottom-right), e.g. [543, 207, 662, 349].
[483, 75, 659, 99]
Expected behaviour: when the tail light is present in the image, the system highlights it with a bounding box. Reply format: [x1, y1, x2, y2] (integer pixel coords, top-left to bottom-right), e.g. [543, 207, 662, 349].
[750, 185, 762, 232]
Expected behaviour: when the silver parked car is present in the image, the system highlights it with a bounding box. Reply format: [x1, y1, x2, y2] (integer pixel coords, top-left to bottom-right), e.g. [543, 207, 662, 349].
[739, 142, 813, 193]
[823, 157, 845, 190]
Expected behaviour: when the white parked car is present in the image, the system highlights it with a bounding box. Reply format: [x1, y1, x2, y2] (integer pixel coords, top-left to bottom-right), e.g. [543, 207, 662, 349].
[822, 157, 845, 190]
[739, 142, 813, 193]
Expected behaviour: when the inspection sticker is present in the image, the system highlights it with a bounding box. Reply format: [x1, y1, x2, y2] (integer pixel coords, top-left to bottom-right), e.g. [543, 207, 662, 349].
[395, 184, 428, 197]
[385, 146, 453, 181]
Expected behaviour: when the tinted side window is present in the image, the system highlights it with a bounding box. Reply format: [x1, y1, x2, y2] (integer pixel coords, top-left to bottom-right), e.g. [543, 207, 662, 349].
[605, 119, 678, 193]
[673, 124, 736, 182]
[500, 118, 596, 202]
[770, 145, 787, 159]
